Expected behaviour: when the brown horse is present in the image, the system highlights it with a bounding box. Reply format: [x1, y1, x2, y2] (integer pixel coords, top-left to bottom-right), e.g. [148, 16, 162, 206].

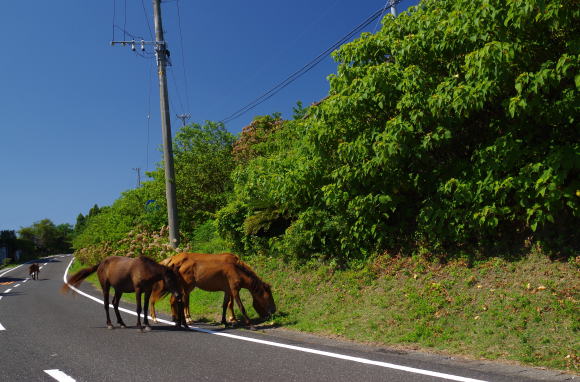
[29, 263, 40, 280]
[149, 252, 276, 328]
[62, 255, 185, 331]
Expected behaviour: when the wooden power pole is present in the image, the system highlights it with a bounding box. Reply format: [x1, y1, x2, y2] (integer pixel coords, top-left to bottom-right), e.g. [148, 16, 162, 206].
[152, 0, 180, 248]
[111, 0, 180, 248]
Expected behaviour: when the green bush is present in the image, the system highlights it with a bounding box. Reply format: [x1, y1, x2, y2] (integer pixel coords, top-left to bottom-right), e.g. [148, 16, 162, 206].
[217, 0, 579, 262]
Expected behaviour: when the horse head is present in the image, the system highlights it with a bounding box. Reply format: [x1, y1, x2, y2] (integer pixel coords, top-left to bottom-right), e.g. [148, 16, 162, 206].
[251, 282, 276, 319]
[162, 265, 183, 303]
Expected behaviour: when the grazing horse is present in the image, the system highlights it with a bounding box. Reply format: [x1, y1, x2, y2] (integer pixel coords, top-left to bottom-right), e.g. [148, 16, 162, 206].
[29, 263, 40, 280]
[149, 252, 276, 328]
[62, 255, 185, 331]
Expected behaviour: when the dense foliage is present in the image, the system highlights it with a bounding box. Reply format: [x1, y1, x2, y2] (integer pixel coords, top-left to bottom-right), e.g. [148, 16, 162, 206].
[218, 0, 579, 261]
[72, 0, 578, 265]
[72, 121, 235, 252]
[1, 220, 73, 260]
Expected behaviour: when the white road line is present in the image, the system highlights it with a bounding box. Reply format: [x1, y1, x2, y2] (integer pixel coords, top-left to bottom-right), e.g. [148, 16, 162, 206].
[0, 264, 23, 277]
[44, 369, 76, 382]
[23, 279, 29, 283]
[4, 288, 12, 293]
[63, 259, 487, 382]
[14, 284, 20, 288]
[39, 266, 44, 270]
[0, 322, 5, 331]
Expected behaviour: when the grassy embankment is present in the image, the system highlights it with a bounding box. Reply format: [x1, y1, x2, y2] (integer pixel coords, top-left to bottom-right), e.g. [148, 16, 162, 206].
[67, 248, 579, 372]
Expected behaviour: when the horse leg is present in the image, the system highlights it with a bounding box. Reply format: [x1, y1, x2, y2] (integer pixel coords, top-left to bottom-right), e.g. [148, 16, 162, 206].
[227, 294, 237, 323]
[149, 282, 161, 323]
[184, 287, 194, 324]
[112, 290, 126, 328]
[231, 288, 254, 329]
[169, 294, 178, 323]
[143, 291, 152, 331]
[135, 289, 143, 331]
[103, 284, 113, 329]
[221, 293, 232, 326]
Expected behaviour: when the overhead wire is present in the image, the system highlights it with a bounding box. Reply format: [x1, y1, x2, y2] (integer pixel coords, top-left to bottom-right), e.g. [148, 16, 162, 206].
[373, 0, 392, 32]
[168, 67, 186, 113]
[175, 0, 191, 112]
[112, 0, 116, 41]
[218, 1, 403, 125]
[140, 0, 155, 41]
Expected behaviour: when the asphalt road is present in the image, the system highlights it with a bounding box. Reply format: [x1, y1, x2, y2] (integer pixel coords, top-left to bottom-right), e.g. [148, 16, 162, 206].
[0, 255, 574, 382]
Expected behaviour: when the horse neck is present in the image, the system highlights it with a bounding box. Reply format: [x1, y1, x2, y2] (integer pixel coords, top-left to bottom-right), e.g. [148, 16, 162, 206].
[235, 262, 263, 293]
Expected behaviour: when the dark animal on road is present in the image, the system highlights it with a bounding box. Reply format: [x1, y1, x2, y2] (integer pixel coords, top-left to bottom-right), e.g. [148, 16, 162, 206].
[61, 255, 186, 331]
[29, 263, 40, 280]
[149, 252, 276, 329]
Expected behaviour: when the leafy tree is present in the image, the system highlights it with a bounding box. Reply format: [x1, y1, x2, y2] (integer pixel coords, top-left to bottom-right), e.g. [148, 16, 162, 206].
[72, 183, 164, 249]
[148, 121, 236, 236]
[219, 0, 579, 261]
[74, 121, 236, 248]
[0, 230, 18, 260]
[18, 219, 73, 256]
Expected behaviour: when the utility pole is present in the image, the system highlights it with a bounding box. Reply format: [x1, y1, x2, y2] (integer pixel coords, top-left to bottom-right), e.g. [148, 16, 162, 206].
[390, 0, 397, 16]
[152, 0, 180, 248]
[132, 167, 141, 188]
[176, 113, 191, 126]
[110, 0, 180, 248]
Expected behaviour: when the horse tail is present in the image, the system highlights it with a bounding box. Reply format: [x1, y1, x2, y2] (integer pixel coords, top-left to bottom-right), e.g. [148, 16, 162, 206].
[61, 263, 100, 294]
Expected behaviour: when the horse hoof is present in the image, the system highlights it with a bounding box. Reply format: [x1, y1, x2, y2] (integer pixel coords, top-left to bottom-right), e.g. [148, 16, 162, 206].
[120, 324, 127, 329]
[144, 326, 152, 332]
[107, 325, 114, 330]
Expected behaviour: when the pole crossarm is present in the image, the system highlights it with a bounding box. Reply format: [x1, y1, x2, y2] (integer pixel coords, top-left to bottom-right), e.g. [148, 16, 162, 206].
[111, 39, 172, 66]
[111, 39, 164, 50]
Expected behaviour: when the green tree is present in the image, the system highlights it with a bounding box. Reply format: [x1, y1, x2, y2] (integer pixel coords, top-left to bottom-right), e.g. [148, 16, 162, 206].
[149, 121, 236, 236]
[219, 0, 579, 261]
[18, 219, 73, 256]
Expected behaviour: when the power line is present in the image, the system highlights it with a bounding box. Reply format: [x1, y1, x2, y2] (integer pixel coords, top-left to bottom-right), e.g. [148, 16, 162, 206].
[218, 2, 403, 125]
[168, 67, 185, 113]
[140, 0, 154, 40]
[175, 0, 191, 112]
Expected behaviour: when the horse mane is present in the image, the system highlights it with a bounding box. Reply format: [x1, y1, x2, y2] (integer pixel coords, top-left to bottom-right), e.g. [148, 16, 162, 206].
[139, 255, 166, 270]
[234, 260, 267, 292]
[138, 255, 158, 265]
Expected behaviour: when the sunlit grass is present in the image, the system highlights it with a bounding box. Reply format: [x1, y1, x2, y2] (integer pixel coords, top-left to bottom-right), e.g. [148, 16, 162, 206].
[66, 252, 579, 371]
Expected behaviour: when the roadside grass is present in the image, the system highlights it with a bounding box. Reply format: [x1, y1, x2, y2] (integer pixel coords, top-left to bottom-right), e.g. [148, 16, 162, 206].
[65, 251, 579, 372]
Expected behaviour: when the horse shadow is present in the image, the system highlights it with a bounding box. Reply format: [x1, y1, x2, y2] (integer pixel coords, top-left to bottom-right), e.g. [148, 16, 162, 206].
[0, 276, 27, 283]
[0, 290, 24, 297]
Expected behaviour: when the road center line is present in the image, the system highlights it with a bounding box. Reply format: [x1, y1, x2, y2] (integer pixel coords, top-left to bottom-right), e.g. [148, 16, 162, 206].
[44, 369, 76, 382]
[63, 258, 487, 382]
[0, 321, 5, 330]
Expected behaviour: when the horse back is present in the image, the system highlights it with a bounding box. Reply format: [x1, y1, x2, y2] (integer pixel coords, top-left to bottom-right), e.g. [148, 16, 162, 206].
[98, 256, 139, 292]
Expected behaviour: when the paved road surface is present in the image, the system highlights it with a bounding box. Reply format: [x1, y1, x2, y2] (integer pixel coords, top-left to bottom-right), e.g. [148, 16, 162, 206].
[0, 255, 574, 381]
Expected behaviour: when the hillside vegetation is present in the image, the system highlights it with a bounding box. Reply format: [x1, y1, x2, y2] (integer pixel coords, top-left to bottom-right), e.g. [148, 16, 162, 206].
[70, 0, 579, 372]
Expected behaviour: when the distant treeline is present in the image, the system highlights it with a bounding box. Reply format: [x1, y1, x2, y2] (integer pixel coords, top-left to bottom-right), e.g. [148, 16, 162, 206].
[72, 0, 579, 265]
[1, 219, 73, 263]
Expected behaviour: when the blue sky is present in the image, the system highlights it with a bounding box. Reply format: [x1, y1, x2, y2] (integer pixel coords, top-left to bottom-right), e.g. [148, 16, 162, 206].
[0, 0, 417, 232]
